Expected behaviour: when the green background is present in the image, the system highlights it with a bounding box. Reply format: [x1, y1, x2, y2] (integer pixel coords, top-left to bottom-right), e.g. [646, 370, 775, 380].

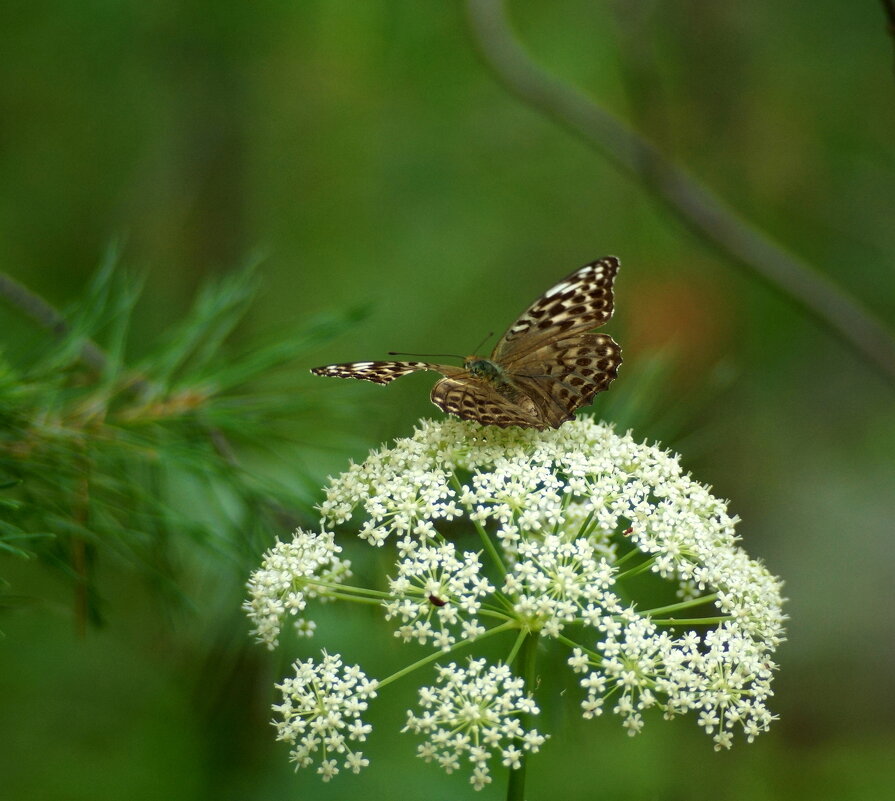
[2, 2, 894, 799]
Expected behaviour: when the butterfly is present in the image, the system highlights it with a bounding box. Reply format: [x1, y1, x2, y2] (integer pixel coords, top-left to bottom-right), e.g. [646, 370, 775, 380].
[311, 257, 622, 430]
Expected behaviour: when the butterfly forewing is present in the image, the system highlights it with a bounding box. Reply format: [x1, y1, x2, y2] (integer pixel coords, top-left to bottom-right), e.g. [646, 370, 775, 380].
[310, 360, 458, 385]
[491, 257, 619, 366]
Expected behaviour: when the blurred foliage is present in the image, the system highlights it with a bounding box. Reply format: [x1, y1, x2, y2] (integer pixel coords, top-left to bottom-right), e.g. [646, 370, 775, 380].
[0, 252, 366, 625]
[1, 1, 894, 800]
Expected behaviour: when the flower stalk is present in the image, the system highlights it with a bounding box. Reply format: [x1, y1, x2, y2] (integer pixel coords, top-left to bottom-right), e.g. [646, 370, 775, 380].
[506, 632, 540, 801]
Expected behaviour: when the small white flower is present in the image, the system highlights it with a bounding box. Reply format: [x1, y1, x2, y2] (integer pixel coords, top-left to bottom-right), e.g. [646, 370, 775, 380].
[243, 528, 351, 649]
[273, 651, 378, 780]
[403, 658, 548, 791]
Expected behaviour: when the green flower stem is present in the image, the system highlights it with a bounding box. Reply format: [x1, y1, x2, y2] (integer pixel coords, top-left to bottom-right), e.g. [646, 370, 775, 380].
[556, 633, 601, 662]
[507, 632, 539, 801]
[377, 620, 516, 690]
[575, 509, 595, 538]
[616, 554, 658, 580]
[505, 627, 528, 665]
[303, 579, 392, 599]
[451, 473, 508, 580]
[613, 544, 642, 567]
[310, 577, 518, 620]
[650, 615, 733, 626]
[478, 607, 516, 623]
[551, 492, 572, 536]
[640, 593, 719, 616]
[321, 592, 383, 606]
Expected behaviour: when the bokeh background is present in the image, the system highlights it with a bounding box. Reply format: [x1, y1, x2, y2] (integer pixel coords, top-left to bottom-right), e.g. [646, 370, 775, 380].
[2, 2, 894, 799]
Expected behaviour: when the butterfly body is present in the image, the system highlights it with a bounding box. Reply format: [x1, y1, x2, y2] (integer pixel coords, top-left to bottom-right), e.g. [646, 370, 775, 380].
[311, 257, 623, 430]
[465, 357, 504, 381]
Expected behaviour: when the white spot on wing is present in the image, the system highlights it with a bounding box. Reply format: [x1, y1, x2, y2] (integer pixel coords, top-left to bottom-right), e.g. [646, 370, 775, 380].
[545, 281, 571, 298]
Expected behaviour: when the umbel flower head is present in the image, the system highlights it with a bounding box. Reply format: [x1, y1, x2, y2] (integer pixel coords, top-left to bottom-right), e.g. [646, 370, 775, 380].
[273, 651, 378, 780]
[244, 528, 350, 648]
[246, 418, 786, 789]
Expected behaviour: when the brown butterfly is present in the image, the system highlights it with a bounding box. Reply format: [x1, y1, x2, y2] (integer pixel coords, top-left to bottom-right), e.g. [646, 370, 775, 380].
[311, 257, 622, 429]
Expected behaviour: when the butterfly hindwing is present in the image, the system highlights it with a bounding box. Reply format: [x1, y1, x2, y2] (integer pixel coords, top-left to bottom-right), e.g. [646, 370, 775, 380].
[508, 333, 622, 427]
[430, 377, 546, 429]
[492, 257, 619, 366]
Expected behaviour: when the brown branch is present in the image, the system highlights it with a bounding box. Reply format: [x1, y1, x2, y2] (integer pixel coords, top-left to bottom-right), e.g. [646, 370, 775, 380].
[465, 0, 895, 384]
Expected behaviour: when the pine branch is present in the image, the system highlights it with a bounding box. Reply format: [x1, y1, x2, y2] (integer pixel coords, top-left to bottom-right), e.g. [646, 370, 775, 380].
[465, 0, 895, 384]
[0, 260, 364, 625]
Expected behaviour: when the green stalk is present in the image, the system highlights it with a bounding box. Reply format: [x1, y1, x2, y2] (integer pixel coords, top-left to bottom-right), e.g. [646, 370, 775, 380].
[616, 554, 658, 580]
[506, 632, 539, 801]
[639, 593, 719, 616]
[451, 473, 508, 579]
[318, 592, 383, 606]
[377, 620, 515, 690]
[303, 579, 393, 598]
[649, 615, 732, 626]
[556, 633, 601, 662]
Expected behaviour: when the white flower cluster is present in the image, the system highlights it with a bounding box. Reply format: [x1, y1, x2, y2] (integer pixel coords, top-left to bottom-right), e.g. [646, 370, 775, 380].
[318, 440, 464, 544]
[248, 417, 786, 788]
[505, 534, 622, 637]
[404, 658, 547, 791]
[319, 418, 785, 750]
[319, 417, 725, 559]
[244, 528, 351, 649]
[385, 540, 494, 650]
[569, 612, 777, 748]
[273, 652, 378, 780]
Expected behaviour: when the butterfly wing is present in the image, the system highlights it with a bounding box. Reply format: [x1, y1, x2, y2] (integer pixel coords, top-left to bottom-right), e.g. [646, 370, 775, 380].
[310, 361, 463, 385]
[507, 333, 622, 428]
[312, 257, 622, 430]
[430, 377, 547, 429]
[491, 257, 619, 367]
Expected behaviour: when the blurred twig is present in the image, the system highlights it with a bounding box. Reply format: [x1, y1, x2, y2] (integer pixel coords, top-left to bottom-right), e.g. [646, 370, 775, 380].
[0, 271, 107, 372]
[883, 0, 895, 32]
[465, 0, 895, 384]
[882, 1, 895, 76]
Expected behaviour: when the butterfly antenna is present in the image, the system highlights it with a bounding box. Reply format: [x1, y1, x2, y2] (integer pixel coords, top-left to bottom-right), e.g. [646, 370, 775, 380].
[388, 351, 465, 361]
[470, 331, 494, 356]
